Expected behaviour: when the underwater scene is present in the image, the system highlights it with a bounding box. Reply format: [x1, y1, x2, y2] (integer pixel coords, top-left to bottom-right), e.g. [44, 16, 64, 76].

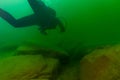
[0, 0, 120, 80]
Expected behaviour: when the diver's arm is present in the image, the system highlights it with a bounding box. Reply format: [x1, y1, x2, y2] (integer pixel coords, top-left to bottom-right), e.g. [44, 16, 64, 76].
[38, 26, 48, 35]
[28, 0, 44, 5]
[27, 0, 46, 13]
[57, 19, 66, 32]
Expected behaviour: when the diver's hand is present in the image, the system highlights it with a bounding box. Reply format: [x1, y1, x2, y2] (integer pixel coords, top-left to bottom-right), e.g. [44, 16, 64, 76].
[40, 30, 48, 35]
[60, 27, 66, 32]
[38, 28, 48, 35]
[57, 19, 66, 33]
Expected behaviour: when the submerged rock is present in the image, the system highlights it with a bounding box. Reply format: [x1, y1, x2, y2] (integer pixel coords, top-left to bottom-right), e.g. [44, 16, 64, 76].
[0, 43, 70, 80]
[0, 55, 59, 80]
[80, 45, 120, 80]
[14, 44, 69, 64]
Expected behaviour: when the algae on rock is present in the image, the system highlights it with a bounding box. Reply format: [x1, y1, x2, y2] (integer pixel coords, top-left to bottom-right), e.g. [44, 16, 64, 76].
[80, 45, 120, 80]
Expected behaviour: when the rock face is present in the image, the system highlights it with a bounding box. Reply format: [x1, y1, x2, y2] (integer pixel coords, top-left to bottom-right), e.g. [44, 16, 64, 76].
[0, 55, 59, 80]
[80, 45, 120, 80]
[0, 43, 69, 80]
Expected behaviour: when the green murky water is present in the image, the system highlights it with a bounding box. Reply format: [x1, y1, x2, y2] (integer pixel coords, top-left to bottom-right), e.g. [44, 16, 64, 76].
[0, 0, 120, 58]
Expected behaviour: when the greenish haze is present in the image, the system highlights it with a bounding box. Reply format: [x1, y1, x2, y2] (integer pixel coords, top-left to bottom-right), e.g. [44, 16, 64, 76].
[0, 0, 120, 58]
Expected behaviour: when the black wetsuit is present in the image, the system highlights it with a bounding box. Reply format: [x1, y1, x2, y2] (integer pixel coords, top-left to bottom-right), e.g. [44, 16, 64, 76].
[0, 0, 65, 35]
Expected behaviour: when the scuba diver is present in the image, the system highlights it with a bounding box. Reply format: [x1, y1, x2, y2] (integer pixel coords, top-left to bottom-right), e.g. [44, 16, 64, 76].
[0, 0, 65, 35]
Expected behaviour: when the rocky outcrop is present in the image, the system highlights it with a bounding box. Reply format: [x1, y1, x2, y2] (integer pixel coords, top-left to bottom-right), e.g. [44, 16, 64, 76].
[80, 45, 120, 80]
[14, 44, 69, 64]
[0, 43, 69, 80]
[0, 55, 59, 80]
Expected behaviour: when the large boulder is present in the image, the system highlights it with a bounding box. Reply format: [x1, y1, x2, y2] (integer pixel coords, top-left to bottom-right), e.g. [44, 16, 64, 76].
[0, 55, 59, 80]
[0, 43, 70, 80]
[80, 45, 120, 80]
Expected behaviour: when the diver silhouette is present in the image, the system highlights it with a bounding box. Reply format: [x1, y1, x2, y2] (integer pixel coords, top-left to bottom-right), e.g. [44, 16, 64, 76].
[0, 0, 65, 35]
